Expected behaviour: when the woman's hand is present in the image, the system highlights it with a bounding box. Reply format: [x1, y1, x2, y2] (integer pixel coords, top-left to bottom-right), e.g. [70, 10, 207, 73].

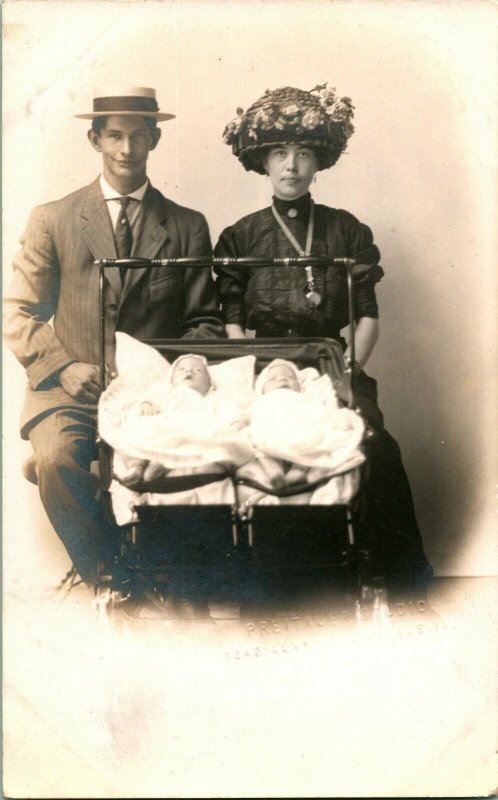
[343, 317, 379, 369]
[225, 324, 246, 339]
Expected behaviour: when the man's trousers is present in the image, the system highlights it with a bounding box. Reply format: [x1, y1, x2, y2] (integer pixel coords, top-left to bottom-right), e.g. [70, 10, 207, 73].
[28, 408, 120, 586]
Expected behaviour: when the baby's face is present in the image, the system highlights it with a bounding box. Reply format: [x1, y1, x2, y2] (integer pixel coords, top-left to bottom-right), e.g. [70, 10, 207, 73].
[262, 364, 301, 394]
[171, 356, 212, 395]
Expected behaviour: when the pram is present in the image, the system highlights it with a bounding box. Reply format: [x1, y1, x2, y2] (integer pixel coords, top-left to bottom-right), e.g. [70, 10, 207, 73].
[94, 256, 378, 615]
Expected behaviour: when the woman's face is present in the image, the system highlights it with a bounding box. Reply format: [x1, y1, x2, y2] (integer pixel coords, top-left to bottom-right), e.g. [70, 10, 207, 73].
[262, 363, 301, 394]
[264, 144, 318, 201]
[171, 356, 212, 395]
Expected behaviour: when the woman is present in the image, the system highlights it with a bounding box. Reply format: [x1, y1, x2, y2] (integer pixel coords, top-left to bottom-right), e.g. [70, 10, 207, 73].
[214, 83, 433, 594]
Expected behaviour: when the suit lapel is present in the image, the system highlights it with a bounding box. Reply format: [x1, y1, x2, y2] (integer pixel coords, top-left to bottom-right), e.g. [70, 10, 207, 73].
[79, 179, 122, 300]
[122, 185, 171, 298]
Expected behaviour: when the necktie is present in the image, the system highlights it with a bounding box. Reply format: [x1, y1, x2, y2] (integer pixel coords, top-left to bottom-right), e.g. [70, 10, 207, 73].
[115, 197, 133, 283]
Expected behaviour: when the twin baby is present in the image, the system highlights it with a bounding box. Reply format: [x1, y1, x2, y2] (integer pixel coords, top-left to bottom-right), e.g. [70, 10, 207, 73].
[107, 353, 365, 507]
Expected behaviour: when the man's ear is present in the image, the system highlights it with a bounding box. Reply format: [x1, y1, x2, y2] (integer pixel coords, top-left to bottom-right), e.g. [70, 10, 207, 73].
[149, 127, 162, 151]
[88, 129, 102, 152]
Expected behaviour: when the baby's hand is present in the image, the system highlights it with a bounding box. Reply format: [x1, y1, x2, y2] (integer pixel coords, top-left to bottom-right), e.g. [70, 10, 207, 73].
[238, 489, 280, 514]
[139, 401, 160, 416]
[258, 457, 286, 490]
[236, 457, 285, 490]
[236, 460, 266, 485]
[115, 458, 148, 487]
[142, 461, 168, 482]
[285, 466, 309, 485]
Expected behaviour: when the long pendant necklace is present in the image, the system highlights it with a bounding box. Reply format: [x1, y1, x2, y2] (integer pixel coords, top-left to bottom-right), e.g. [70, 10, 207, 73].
[271, 200, 322, 308]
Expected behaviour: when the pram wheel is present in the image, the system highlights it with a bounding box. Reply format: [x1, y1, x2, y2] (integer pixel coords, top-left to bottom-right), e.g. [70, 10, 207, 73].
[102, 587, 180, 626]
[93, 585, 124, 623]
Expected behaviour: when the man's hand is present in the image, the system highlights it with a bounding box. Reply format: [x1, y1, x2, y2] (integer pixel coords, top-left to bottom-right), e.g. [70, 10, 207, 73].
[59, 362, 100, 403]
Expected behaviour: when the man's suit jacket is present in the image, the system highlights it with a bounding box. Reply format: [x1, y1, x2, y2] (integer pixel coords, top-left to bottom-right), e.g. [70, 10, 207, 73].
[4, 178, 224, 438]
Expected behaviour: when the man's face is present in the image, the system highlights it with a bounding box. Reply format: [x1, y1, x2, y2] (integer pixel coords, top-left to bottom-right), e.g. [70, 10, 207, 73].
[262, 363, 301, 394]
[88, 115, 161, 190]
[171, 356, 212, 395]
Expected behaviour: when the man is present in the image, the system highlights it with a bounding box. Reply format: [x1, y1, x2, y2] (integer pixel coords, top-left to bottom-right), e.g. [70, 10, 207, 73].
[4, 86, 224, 589]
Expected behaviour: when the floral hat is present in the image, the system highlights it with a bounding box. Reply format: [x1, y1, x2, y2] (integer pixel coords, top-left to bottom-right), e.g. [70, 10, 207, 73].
[222, 84, 354, 174]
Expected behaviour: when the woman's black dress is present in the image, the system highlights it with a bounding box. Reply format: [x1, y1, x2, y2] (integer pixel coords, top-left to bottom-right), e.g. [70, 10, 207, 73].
[214, 193, 433, 593]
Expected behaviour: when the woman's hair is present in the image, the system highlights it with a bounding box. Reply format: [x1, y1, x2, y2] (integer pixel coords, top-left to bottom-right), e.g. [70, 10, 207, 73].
[91, 116, 159, 135]
[223, 84, 354, 174]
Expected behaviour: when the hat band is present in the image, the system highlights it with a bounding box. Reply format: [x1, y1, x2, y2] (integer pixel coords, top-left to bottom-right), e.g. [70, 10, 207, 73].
[93, 95, 159, 114]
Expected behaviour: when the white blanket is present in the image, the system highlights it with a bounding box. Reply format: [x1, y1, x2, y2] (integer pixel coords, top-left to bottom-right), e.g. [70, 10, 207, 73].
[249, 375, 365, 473]
[99, 335, 364, 521]
[99, 333, 257, 471]
[99, 382, 255, 470]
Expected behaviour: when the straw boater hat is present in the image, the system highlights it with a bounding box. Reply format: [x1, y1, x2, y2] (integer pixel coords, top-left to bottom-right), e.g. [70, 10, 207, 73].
[75, 86, 175, 121]
[222, 83, 354, 174]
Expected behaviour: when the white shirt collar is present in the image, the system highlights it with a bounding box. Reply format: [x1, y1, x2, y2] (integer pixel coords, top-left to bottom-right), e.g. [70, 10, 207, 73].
[99, 174, 148, 202]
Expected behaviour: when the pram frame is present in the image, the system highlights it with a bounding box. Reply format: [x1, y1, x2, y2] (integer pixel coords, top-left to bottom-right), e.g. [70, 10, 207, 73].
[95, 256, 375, 606]
[97, 255, 364, 399]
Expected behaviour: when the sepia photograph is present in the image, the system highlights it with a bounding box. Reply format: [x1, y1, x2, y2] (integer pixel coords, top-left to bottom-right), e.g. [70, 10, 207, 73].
[2, 0, 497, 797]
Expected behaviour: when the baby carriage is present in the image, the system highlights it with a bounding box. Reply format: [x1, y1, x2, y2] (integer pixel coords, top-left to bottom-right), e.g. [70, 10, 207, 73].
[94, 256, 378, 616]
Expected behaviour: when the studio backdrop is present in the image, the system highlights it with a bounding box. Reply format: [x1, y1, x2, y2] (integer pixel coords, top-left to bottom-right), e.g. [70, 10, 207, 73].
[3, 0, 496, 582]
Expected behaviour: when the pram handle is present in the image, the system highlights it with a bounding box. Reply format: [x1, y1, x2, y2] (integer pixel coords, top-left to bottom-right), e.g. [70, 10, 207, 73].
[96, 255, 372, 279]
[97, 256, 362, 396]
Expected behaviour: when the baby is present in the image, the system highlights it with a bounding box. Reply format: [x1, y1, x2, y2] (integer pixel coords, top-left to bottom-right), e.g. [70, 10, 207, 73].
[236, 358, 364, 510]
[254, 360, 317, 484]
[114, 355, 213, 484]
[109, 353, 252, 486]
[235, 361, 310, 506]
[138, 354, 213, 416]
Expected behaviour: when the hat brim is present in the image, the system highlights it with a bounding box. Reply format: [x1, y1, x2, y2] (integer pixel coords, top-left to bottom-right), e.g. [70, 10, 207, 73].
[75, 111, 175, 121]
